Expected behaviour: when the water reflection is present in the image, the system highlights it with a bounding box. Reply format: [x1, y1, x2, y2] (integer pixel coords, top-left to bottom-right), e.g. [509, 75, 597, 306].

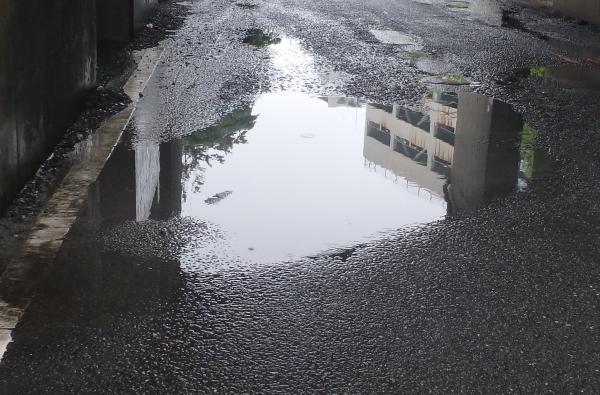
[97, 128, 183, 222]
[91, 90, 548, 263]
[180, 92, 446, 263]
[182, 107, 255, 197]
[364, 90, 547, 215]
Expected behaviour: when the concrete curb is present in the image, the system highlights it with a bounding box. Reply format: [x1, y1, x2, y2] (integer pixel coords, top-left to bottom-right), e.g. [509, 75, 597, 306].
[0, 42, 167, 361]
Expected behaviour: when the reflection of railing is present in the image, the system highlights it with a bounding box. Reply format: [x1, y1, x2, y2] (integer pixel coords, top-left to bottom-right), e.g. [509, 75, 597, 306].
[434, 123, 455, 145]
[394, 136, 428, 166]
[364, 160, 445, 202]
[396, 107, 431, 133]
[367, 121, 391, 145]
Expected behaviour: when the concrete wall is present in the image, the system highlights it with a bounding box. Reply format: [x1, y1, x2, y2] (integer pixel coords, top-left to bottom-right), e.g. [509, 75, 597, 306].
[97, 0, 157, 42]
[0, 0, 97, 211]
[97, 0, 131, 43]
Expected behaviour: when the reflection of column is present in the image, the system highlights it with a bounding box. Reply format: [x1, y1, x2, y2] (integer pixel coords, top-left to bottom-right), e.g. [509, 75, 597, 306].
[135, 141, 161, 221]
[154, 140, 183, 219]
[97, 138, 183, 222]
[449, 92, 522, 214]
[134, 139, 184, 221]
[99, 142, 136, 220]
[469, 0, 503, 26]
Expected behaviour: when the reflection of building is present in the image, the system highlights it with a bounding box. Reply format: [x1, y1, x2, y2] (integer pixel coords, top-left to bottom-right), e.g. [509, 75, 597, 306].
[319, 97, 364, 108]
[364, 91, 527, 215]
[97, 135, 183, 222]
[469, 0, 504, 26]
[363, 92, 458, 197]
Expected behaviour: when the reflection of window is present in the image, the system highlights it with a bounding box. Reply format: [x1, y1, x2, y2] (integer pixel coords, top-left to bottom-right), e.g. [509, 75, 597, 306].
[432, 91, 459, 108]
[371, 103, 393, 113]
[394, 136, 428, 166]
[367, 121, 391, 145]
[434, 123, 455, 145]
[432, 155, 451, 177]
[396, 107, 430, 132]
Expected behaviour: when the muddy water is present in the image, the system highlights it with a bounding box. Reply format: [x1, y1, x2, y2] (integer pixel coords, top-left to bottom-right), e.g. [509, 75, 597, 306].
[89, 88, 543, 265]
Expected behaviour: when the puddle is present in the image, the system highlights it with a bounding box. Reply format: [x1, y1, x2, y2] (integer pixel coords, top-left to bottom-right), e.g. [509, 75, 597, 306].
[0, 301, 24, 361]
[243, 29, 281, 47]
[179, 92, 446, 263]
[370, 30, 424, 50]
[236, 3, 257, 9]
[422, 74, 473, 85]
[525, 63, 600, 89]
[89, 89, 545, 265]
[544, 65, 600, 89]
[0, 330, 11, 360]
[447, 1, 470, 10]
[468, 2, 551, 40]
[365, 90, 540, 215]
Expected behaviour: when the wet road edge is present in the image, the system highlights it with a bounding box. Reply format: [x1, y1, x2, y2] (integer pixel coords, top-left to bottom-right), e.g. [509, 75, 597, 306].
[0, 43, 167, 360]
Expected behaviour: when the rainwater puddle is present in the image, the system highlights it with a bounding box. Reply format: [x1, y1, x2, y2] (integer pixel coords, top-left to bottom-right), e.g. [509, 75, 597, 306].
[92, 90, 548, 267]
[447, 1, 470, 10]
[243, 29, 281, 47]
[524, 62, 600, 89]
[179, 92, 446, 264]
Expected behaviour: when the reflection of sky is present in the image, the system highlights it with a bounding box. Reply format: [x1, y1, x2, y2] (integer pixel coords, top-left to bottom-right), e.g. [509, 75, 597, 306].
[181, 92, 446, 263]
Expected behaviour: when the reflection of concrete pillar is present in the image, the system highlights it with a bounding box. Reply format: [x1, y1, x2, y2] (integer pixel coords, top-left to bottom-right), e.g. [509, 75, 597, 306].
[135, 141, 160, 221]
[99, 142, 136, 220]
[450, 92, 522, 214]
[553, 0, 600, 25]
[154, 140, 183, 219]
[97, 138, 183, 222]
[469, 0, 503, 26]
[531, 147, 556, 181]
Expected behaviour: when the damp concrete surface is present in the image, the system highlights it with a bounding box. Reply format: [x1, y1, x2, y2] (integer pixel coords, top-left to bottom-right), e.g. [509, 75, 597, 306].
[1, 0, 600, 393]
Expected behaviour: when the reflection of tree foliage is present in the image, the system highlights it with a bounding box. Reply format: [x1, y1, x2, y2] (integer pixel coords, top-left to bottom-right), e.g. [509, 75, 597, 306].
[243, 29, 281, 47]
[520, 123, 538, 179]
[182, 107, 257, 195]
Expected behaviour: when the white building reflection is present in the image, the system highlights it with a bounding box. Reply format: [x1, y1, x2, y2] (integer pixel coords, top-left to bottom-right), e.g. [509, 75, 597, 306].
[364, 91, 527, 214]
[94, 133, 183, 222]
[363, 91, 458, 198]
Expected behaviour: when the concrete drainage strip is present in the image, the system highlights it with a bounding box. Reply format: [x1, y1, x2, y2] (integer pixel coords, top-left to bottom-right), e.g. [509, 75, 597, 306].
[0, 42, 167, 362]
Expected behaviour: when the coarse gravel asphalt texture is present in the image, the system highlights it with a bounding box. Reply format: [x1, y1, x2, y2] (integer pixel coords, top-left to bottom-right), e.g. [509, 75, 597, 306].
[2, 0, 600, 393]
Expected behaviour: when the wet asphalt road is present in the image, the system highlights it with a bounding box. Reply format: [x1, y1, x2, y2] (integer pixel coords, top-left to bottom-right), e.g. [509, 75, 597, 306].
[2, 0, 600, 393]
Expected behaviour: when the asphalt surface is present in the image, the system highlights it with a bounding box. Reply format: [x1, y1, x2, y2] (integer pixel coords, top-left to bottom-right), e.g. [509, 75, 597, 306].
[2, 0, 600, 393]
